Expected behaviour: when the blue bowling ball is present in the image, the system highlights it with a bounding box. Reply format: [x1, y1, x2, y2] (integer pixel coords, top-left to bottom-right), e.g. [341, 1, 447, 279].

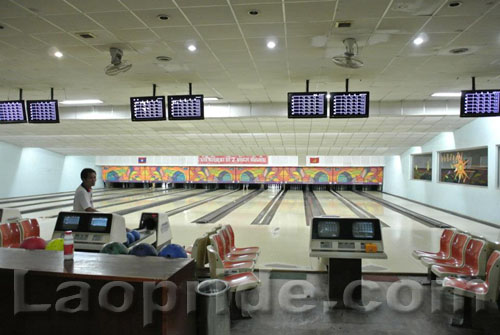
[131, 230, 141, 241]
[158, 244, 187, 259]
[129, 243, 158, 257]
[126, 232, 135, 245]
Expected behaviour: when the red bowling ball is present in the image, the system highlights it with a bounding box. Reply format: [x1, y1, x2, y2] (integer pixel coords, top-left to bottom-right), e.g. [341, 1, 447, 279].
[19, 237, 46, 250]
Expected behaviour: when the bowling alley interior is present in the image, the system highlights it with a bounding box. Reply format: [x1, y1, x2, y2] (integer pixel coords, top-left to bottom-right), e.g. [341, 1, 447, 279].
[1, 0, 500, 334]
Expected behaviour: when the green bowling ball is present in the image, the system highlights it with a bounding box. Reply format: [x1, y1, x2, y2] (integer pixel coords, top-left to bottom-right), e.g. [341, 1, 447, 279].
[100, 241, 129, 255]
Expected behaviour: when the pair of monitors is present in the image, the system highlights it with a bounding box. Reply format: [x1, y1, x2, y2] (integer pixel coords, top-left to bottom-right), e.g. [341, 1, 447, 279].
[0, 100, 59, 124]
[131, 95, 204, 121]
[288, 91, 369, 119]
[460, 90, 500, 117]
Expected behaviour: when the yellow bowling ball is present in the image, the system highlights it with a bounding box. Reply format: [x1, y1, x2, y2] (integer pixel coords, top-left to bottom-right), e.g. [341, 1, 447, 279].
[45, 238, 64, 251]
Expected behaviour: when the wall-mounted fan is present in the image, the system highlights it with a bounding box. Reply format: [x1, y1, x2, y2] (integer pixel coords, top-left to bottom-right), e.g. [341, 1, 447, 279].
[104, 47, 132, 76]
[332, 38, 364, 69]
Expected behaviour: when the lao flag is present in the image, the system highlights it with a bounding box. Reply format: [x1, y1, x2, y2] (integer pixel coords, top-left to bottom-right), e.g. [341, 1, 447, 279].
[310, 157, 319, 164]
[138, 157, 147, 164]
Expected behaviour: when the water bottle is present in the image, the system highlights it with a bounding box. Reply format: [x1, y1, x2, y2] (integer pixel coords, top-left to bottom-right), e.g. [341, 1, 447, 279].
[64, 230, 74, 261]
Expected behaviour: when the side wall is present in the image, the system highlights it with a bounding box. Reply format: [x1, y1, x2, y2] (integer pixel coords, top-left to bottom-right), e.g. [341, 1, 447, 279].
[0, 142, 103, 198]
[384, 118, 500, 223]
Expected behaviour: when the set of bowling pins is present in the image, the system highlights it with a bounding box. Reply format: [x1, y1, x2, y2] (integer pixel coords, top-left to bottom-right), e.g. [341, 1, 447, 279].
[289, 185, 302, 190]
[269, 184, 282, 190]
[313, 185, 328, 191]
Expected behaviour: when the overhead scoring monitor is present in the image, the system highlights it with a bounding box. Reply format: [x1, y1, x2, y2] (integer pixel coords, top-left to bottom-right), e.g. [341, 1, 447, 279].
[168, 94, 204, 120]
[26, 100, 60, 123]
[460, 90, 500, 117]
[287, 92, 327, 118]
[130, 96, 166, 121]
[0, 100, 26, 124]
[330, 91, 369, 118]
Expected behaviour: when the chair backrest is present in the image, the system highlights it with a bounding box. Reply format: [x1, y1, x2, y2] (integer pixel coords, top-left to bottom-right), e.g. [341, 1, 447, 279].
[464, 238, 487, 275]
[226, 225, 235, 248]
[19, 219, 40, 240]
[0, 223, 12, 247]
[210, 234, 226, 260]
[29, 218, 40, 237]
[220, 228, 232, 254]
[484, 251, 500, 301]
[206, 245, 224, 279]
[8, 222, 21, 246]
[191, 234, 209, 269]
[450, 233, 470, 264]
[440, 229, 456, 257]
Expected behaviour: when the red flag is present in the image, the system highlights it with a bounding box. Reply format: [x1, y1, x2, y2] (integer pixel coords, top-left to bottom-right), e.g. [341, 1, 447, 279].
[310, 157, 319, 164]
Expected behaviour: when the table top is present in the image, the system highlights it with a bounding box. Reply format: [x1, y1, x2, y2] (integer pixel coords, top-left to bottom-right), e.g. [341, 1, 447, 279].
[0, 248, 193, 282]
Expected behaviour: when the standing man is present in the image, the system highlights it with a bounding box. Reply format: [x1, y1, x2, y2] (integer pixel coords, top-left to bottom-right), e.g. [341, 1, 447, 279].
[73, 168, 98, 212]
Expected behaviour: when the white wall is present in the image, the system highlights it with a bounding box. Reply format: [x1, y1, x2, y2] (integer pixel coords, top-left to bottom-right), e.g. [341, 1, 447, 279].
[0, 141, 102, 198]
[384, 117, 500, 224]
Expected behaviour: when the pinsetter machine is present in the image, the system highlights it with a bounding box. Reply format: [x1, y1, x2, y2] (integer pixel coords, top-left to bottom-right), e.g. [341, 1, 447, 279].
[52, 211, 172, 252]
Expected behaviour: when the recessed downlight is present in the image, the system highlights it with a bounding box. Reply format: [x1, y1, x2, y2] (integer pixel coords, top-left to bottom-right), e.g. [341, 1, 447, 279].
[157, 14, 169, 21]
[267, 41, 276, 49]
[448, 1, 462, 7]
[413, 37, 424, 45]
[54, 51, 63, 58]
[187, 44, 197, 52]
[248, 9, 260, 16]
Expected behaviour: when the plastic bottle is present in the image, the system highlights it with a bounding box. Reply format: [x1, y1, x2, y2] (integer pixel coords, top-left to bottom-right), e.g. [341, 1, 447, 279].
[64, 230, 74, 261]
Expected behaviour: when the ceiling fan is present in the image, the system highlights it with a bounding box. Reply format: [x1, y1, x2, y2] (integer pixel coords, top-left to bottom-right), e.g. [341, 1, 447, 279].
[332, 38, 364, 69]
[104, 47, 132, 76]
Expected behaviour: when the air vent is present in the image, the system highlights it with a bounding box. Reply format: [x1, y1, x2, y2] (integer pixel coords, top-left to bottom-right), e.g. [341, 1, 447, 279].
[450, 47, 469, 54]
[156, 56, 172, 62]
[77, 32, 95, 39]
[335, 21, 352, 28]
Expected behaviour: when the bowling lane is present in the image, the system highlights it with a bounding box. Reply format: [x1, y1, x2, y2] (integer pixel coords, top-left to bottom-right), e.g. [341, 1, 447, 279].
[338, 191, 438, 274]
[27, 188, 198, 219]
[166, 190, 250, 248]
[314, 191, 358, 217]
[122, 189, 232, 229]
[13, 188, 161, 210]
[0, 188, 112, 203]
[366, 191, 500, 242]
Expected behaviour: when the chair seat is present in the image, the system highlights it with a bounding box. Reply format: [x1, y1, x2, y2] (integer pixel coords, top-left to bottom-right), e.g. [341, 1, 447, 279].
[421, 256, 462, 267]
[432, 265, 478, 277]
[443, 277, 489, 296]
[230, 246, 260, 255]
[222, 260, 254, 271]
[412, 249, 448, 260]
[225, 253, 257, 262]
[224, 272, 260, 292]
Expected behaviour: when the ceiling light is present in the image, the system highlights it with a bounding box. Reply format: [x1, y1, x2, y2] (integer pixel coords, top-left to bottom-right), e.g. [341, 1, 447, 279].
[326, 94, 331, 99]
[157, 14, 169, 21]
[267, 41, 276, 49]
[60, 99, 103, 105]
[204, 97, 219, 101]
[431, 92, 462, 97]
[54, 51, 63, 58]
[187, 44, 197, 52]
[248, 9, 260, 16]
[413, 37, 424, 46]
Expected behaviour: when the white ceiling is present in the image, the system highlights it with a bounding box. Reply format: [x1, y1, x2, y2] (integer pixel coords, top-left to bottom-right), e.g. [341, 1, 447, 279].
[0, 0, 499, 156]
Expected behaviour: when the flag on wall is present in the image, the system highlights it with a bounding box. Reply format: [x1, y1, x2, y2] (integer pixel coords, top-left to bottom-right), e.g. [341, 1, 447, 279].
[310, 157, 319, 164]
[138, 157, 147, 164]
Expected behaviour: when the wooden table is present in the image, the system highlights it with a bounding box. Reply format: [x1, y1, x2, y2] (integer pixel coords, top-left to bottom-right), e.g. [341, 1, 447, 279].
[0, 249, 196, 335]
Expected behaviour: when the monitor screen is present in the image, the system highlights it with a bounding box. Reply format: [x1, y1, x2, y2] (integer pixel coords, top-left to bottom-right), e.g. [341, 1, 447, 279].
[62, 215, 80, 231]
[287, 92, 327, 118]
[352, 221, 374, 239]
[330, 91, 369, 118]
[89, 217, 108, 232]
[130, 96, 166, 121]
[460, 90, 500, 117]
[26, 100, 60, 123]
[168, 95, 204, 120]
[317, 221, 340, 238]
[0, 100, 26, 123]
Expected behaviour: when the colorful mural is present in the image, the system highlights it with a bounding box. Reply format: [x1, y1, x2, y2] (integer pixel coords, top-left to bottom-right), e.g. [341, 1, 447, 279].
[236, 167, 283, 183]
[440, 150, 488, 186]
[190, 167, 236, 183]
[101, 166, 384, 185]
[332, 167, 383, 184]
[283, 167, 332, 184]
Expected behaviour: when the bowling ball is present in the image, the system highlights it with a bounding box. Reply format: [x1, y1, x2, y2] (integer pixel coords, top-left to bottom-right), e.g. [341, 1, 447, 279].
[158, 244, 187, 259]
[131, 230, 141, 241]
[100, 242, 129, 255]
[126, 232, 135, 245]
[128, 243, 158, 257]
[20, 237, 46, 250]
[45, 238, 64, 251]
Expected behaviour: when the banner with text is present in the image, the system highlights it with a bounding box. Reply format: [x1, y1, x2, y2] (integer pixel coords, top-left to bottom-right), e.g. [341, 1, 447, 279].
[198, 155, 268, 165]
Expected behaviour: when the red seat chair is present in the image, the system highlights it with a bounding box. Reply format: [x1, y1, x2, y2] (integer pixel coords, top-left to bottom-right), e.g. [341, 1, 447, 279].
[206, 245, 255, 277]
[420, 233, 470, 268]
[220, 227, 260, 257]
[18, 219, 40, 240]
[431, 238, 488, 278]
[8, 222, 21, 248]
[442, 250, 500, 327]
[225, 225, 260, 255]
[29, 218, 40, 237]
[0, 222, 21, 248]
[210, 233, 257, 263]
[412, 229, 456, 260]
